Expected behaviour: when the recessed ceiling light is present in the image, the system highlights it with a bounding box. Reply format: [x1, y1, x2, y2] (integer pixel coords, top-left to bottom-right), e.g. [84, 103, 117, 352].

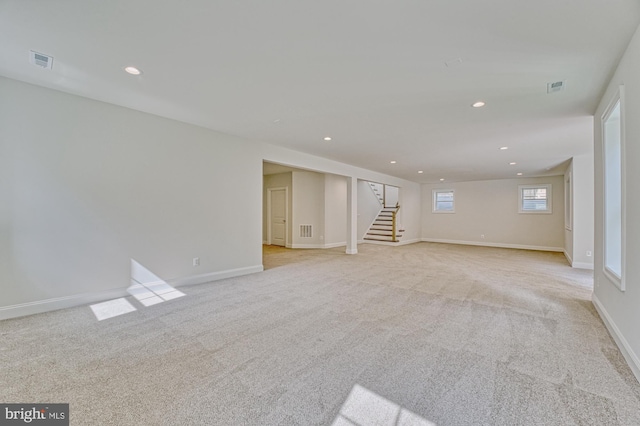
[439, 178, 445, 182]
[124, 66, 142, 75]
[472, 101, 486, 108]
[418, 171, 424, 174]
[500, 146, 508, 150]
[323, 137, 332, 141]
[390, 161, 396, 164]
[509, 162, 517, 165]
[517, 172, 523, 176]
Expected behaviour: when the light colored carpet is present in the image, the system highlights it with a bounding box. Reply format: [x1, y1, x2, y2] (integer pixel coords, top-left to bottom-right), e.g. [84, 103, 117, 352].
[1, 242, 638, 425]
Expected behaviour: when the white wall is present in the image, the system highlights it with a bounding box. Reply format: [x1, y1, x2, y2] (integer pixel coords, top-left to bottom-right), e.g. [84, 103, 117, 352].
[0, 76, 264, 317]
[398, 183, 422, 244]
[385, 185, 399, 207]
[291, 171, 325, 247]
[263, 172, 292, 245]
[421, 176, 565, 251]
[357, 180, 382, 241]
[570, 153, 595, 269]
[324, 174, 347, 247]
[593, 24, 640, 381]
[0, 75, 427, 319]
[564, 160, 575, 264]
[264, 171, 347, 249]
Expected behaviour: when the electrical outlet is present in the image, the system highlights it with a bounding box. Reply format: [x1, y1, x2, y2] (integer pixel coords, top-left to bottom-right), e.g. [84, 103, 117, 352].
[193, 257, 200, 266]
[586, 251, 592, 257]
[480, 234, 485, 239]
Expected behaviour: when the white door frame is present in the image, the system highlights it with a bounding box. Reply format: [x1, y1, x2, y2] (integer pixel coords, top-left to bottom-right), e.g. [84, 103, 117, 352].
[267, 187, 288, 246]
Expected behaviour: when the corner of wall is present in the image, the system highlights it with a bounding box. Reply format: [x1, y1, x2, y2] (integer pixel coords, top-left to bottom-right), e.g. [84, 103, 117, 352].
[592, 294, 640, 383]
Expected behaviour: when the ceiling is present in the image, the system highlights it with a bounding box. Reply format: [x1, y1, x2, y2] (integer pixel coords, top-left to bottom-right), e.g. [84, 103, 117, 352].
[1, 0, 639, 183]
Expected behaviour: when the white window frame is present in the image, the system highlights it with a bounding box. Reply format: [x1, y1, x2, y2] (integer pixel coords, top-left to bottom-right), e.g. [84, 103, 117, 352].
[601, 85, 626, 291]
[432, 189, 455, 213]
[518, 184, 552, 214]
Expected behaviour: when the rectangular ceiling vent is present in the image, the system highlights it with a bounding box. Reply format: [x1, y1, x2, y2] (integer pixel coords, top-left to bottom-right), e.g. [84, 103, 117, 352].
[547, 80, 565, 94]
[299, 225, 312, 238]
[29, 50, 53, 70]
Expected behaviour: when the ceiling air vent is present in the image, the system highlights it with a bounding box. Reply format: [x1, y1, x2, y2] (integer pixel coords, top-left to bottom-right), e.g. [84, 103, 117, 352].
[29, 51, 53, 70]
[547, 80, 565, 94]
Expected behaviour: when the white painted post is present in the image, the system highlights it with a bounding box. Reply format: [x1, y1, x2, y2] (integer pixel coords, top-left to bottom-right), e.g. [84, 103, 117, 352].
[346, 176, 358, 254]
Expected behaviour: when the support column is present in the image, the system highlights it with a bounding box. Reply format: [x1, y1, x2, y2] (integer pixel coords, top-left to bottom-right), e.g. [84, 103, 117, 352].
[346, 176, 358, 254]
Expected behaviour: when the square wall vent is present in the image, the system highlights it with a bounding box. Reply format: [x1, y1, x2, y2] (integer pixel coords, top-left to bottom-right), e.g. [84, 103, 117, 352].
[547, 80, 565, 94]
[29, 51, 53, 70]
[300, 225, 313, 238]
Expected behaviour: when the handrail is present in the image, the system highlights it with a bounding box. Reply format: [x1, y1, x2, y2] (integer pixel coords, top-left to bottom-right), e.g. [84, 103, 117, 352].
[392, 203, 400, 242]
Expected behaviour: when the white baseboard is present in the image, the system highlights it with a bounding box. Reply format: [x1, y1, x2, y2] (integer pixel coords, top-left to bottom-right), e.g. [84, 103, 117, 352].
[168, 264, 264, 287]
[397, 238, 420, 246]
[0, 288, 129, 321]
[420, 238, 564, 252]
[289, 242, 348, 249]
[564, 250, 573, 265]
[361, 238, 420, 247]
[563, 250, 594, 270]
[572, 261, 594, 270]
[289, 243, 323, 249]
[323, 241, 347, 249]
[0, 264, 264, 321]
[592, 295, 640, 383]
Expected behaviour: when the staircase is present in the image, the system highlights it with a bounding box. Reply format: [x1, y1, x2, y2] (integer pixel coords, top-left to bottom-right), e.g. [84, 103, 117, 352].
[364, 205, 404, 243]
[368, 182, 385, 205]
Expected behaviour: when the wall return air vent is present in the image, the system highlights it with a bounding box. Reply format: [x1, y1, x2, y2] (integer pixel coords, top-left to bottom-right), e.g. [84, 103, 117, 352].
[299, 225, 313, 238]
[29, 51, 53, 70]
[547, 80, 565, 94]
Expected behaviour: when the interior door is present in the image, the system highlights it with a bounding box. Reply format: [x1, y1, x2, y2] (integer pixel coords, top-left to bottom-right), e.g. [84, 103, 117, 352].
[270, 189, 286, 246]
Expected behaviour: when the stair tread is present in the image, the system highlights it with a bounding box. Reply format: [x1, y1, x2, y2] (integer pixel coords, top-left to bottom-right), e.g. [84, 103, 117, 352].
[364, 237, 400, 241]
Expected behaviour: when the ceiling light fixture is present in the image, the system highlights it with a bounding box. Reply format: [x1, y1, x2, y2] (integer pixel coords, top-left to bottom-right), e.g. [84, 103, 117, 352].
[500, 146, 508, 150]
[124, 66, 142, 75]
[390, 161, 397, 164]
[517, 172, 523, 176]
[509, 162, 517, 165]
[418, 171, 424, 174]
[472, 101, 486, 108]
[323, 137, 332, 141]
[439, 178, 445, 182]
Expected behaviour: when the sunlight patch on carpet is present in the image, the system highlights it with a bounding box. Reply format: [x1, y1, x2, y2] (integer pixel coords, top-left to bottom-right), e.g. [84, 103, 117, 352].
[90, 298, 137, 321]
[89, 259, 186, 320]
[333, 384, 436, 426]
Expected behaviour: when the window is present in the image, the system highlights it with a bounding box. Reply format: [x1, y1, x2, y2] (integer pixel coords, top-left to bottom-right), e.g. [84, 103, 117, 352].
[602, 87, 625, 290]
[518, 184, 552, 214]
[432, 189, 454, 213]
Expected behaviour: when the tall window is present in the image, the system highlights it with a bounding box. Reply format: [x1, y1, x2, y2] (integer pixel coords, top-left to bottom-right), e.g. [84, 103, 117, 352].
[519, 184, 552, 213]
[602, 88, 625, 290]
[432, 189, 454, 213]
